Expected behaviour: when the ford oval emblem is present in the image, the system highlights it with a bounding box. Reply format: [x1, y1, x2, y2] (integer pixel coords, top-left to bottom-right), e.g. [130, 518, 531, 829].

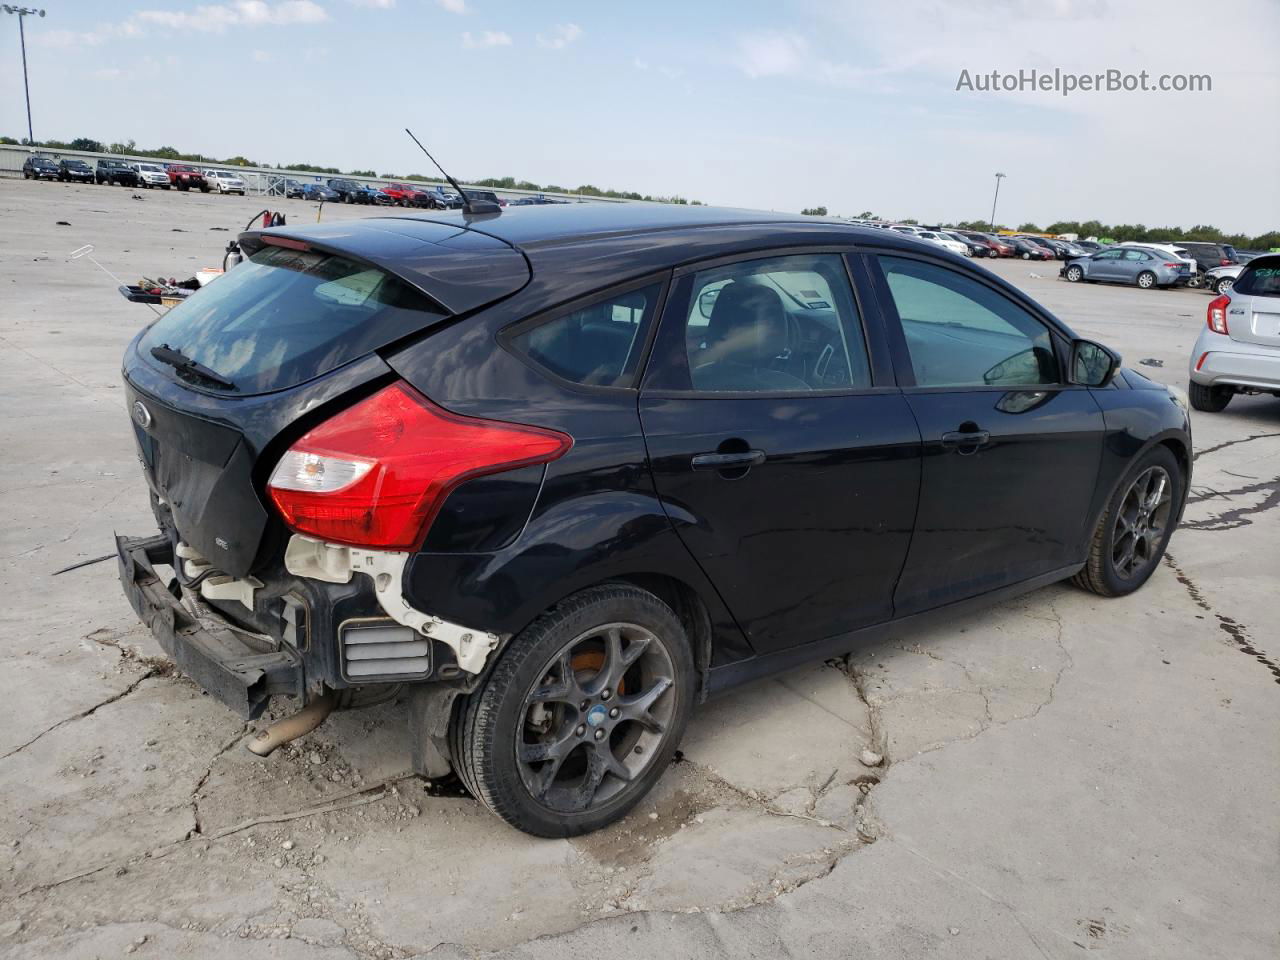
[132, 400, 152, 429]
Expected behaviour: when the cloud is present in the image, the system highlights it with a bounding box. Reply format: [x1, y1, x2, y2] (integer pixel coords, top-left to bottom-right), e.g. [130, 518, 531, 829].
[349, 0, 395, 6]
[135, 1, 327, 33]
[437, 0, 467, 12]
[735, 31, 808, 78]
[252, 48, 272, 61]
[536, 23, 581, 50]
[633, 57, 683, 80]
[462, 30, 512, 49]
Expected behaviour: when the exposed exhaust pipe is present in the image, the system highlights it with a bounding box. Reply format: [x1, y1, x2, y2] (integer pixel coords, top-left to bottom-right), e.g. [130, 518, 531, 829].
[246, 692, 336, 757]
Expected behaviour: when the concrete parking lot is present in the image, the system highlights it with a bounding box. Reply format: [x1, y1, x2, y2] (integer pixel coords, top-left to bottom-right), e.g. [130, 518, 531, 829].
[1, 179, 1276, 959]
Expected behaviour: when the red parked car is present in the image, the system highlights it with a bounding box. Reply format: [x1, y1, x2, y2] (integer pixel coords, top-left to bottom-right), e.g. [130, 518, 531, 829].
[167, 164, 209, 192]
[960, 232, 1015, 257]
[381, 182, 429, 207]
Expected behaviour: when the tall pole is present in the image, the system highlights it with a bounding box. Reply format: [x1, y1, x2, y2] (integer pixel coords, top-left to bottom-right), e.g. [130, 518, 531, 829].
[3, 6, 45, 144]
[989, 172, 1006, 233]
[18, 12, 31, 143]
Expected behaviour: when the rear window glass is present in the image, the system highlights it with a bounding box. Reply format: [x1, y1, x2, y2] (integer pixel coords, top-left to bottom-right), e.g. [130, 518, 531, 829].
[1234, 260, 1280, 297]
[138, 244, 445, 394]
[508, 283, 662, 387]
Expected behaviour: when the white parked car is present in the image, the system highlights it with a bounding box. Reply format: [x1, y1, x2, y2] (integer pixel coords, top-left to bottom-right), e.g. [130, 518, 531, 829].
[916, 230, 971, 257]
[1188, 254, 1280, 411]
[131, 162, 171, 189]
[204, 169, 247, 195]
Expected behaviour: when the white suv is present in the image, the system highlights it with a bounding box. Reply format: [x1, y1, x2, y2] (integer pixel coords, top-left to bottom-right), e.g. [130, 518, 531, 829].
[204, 170, 247, 195]
[132, 162, 171, 189]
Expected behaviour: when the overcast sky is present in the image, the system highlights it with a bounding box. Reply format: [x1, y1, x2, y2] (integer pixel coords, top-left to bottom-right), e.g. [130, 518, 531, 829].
[4, 0, 1277, 233]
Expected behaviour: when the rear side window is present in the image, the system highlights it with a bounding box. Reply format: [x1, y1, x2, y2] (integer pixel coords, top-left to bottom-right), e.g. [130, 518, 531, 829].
[138, 245, 446, 394]
[1233, 260, 1280, 297]
[508, 283, 662, 387]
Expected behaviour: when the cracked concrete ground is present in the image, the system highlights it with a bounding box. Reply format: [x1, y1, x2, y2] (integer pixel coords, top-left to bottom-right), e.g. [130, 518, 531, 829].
[1, 180, 1277, 958]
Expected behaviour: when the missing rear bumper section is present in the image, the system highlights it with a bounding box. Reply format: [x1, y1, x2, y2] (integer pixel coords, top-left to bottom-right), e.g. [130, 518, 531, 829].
[115, 534, 303, 718]
[283, 534, 502, 675]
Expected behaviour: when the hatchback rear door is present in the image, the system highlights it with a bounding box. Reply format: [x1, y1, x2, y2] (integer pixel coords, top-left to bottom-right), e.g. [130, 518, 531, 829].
[638, 251, 921, 656]
[1224, 259, 1280, 348]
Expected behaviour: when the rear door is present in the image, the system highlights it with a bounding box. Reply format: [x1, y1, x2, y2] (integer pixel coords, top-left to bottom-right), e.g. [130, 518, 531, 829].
[1089, 249, 1124, 280]
[869, 253, 1105, 614]
[638, 251, 921, 655]
[1226, 259, 1280, 348]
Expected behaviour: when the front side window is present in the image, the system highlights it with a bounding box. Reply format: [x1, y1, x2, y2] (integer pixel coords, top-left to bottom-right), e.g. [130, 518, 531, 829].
[508, 283, 662, 387]
[681, 254, 871, 393]
[879, 255, 1059, 388]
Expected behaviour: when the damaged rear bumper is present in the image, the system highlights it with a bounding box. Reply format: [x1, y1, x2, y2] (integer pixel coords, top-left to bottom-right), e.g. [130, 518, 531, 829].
[115, 534, 303, 719]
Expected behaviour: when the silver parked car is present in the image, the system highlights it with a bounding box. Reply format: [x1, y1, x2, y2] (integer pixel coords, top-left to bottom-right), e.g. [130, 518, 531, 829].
[1188, 254, 1280, 411]
[1061, 246, 1189, 289]
[1204, 263, 1243, 295]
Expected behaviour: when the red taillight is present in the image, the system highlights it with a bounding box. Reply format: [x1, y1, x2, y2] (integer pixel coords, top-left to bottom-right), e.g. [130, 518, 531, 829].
[1163, 262, 1181, 268]
[267, 382, 572, 550]
[1206, 294, 1230, 335]
[1220, 258, 1232, 266]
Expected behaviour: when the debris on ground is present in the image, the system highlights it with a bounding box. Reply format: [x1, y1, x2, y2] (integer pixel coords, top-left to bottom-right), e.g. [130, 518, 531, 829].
[1140, 358, 1164, 367]
[859, 749, 884, 767]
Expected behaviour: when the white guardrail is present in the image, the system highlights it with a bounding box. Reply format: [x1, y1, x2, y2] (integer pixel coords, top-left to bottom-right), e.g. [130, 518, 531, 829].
[0, 143, 626, 205]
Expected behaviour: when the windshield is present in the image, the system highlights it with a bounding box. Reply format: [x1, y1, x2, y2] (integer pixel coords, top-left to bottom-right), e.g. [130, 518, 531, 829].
[137, 245, 447, 394]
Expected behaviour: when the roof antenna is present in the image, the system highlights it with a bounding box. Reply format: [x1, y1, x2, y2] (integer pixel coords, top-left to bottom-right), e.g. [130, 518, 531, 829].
[404, 128, 500, 216]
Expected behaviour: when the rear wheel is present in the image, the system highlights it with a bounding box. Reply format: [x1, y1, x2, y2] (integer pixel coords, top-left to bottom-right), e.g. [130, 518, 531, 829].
[1213, 277, 1234, 295]
[1188, 380, 1233, 412]
[1137, 271, 1156, 289]
[1065, 265, 1084, 282]
[450, 584, 694, 837]
[1073, 446, 1182, 597]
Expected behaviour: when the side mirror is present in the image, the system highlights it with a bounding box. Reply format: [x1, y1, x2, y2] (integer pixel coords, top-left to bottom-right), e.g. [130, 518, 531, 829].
[1069, 339, 1120, 387]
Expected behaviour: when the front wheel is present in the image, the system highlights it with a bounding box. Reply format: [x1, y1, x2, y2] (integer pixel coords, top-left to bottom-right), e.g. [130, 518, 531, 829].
[450, 584, 695, 837]
[1189, 380, 1233, 412]
[1137, 271, 1156, 289]
[1065, 265, 1084, 282]
[1213, 277, 1234, 295]
[1073, 446, 1182, 597]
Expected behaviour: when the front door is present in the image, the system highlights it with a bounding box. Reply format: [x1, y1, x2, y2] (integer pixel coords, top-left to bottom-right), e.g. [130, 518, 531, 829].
[639, 252, 921, 655]
[870, 253, 1105, 615]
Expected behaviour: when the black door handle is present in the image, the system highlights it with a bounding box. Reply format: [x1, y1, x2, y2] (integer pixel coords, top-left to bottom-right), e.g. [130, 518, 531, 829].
[691, 449, 767, 471]
[940, 430, 991, 454]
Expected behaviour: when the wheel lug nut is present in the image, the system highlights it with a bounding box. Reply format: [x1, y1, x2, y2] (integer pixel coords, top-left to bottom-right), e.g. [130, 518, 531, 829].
[609, 707, 619, 718]
[601, 688, 611, 701]
[580, 700, 589, 710]
[576, 725, 586, 737]
[594, 729, 605, 741]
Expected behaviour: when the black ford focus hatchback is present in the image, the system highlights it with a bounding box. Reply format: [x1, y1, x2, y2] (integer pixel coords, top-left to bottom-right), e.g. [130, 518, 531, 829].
[117, 205, 1191, 835]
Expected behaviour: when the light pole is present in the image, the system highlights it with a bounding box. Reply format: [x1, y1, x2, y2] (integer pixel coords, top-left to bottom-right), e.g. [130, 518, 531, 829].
[2, 5, 46, 145]
[989, 172, 1006, 233]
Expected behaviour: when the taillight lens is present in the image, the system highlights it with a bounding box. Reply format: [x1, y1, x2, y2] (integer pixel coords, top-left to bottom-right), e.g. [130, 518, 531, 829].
[1207, 294, 1230, 335]
[267, 382, 572, 550]
[1163, 262, 1182, 268]
[1220, 258, 1232, 266]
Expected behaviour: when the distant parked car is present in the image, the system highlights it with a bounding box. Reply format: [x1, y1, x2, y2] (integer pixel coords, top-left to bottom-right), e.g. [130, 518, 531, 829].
[132, 162, 172, 189]
[379, 182, 426, 207]
[1175, 241, 1238, 273]
[326, 178, 363, 203]
[205, 170, 248, 195]
[57, 158, 94, 183]
[1188, 253, 1280, 411]
[1072, 240, 1106, 252]
[166, 164, 209, 192]
[282, 179, 306, 199]
[355, 183, 393, 205]
[1014, 236, 1067, 260]
[1004, 237, 1054, 261]
[1203, 263, 1243, 295]
[21, 155, 59, 180]
[941, 231, 995, 257]
[423, 185, 462, 209]
[1062, 247, 1190, 289]
[96, 158, 139, 187]
[915, 230, 970, 256]
[302, 183, 339, 202]
[1234, 250, 1273, 264]
[958, 232, 1014, 257]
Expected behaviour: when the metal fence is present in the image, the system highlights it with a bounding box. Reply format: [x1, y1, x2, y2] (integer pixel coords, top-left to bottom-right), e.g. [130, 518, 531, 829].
[0, 143, 625, 205]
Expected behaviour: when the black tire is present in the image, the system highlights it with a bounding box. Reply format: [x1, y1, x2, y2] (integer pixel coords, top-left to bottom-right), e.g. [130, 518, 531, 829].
[1073, 445, 1183, 598]
[199, 185, 210, 193]
[1137, 270, 1157, 289]
[1188, 380, 1233, 412]
[450, 584, 695, 837]
[1065, 265, 1084, 282]
[178, 183, 189, 192]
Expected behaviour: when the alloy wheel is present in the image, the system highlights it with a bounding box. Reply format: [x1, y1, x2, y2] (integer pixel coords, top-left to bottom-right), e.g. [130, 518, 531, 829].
[516, 622, 676, 814]
[1111, 466, 1173, 580]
